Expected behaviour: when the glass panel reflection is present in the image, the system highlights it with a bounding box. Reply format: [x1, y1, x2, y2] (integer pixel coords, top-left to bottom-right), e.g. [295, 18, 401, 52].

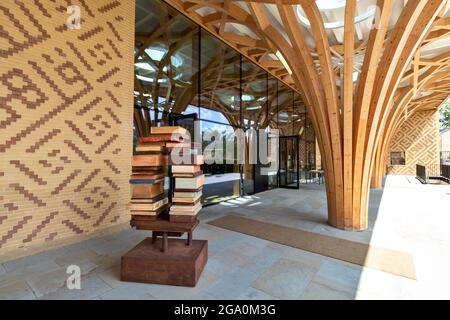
[134, 0, 317, 203]
[201, 121, 241, 205]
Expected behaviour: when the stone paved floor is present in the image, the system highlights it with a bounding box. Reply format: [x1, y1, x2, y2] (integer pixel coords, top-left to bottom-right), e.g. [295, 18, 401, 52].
[0, 175, 449, 300]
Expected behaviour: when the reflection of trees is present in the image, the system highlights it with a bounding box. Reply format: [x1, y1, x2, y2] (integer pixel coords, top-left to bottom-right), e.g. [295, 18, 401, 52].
[440, 100, 450, 130]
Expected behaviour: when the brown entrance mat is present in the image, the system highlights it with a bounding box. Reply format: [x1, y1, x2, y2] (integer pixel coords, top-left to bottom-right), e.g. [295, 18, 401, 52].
[208, 214, 416, 280]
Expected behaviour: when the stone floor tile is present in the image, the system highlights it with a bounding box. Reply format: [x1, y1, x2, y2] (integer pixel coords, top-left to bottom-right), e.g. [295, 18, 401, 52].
[89, 253, 121, 270]
[88, 239, 131, 256]
[190, 292, 218, 300]
[3, 246, 69, 272]
[207, 234, 244, 257]
[282, 248, 324, 269]
[145, 271, 220, 300]
[237, 287, 278, 300]
[0, 259, 61, 288]
[252, 258, 318, 300]
[205, 267, 259, 299]
[39, 275, 112, 300]
[54, 249, 99, 268]
[26, 268, 68, 298]
[226, 239, 267, 258]
[0, 281, 36, 300]
[95, 264, 122, 289]
[99, 283, 156, 300]
[301, 281, 355, 300]
[240, 245, 284, 274]
[193, 227, 228, 243]
[204, 249, 250, 276]
[64, 240, 92, 253]
[312, 260, 362, 290]
[27, 260, 98, 297]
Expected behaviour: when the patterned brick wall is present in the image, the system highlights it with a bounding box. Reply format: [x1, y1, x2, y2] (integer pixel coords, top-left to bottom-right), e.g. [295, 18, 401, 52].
[387, 110, 440, 175]
[0, 0, 134, 256]
[315, 139, 321, 170]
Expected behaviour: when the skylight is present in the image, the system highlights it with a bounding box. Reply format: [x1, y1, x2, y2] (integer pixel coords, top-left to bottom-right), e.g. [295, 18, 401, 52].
[171, 55, 183, 68]
[145, 47, 166, 61]
[242, 94, 255, 102]
[136, 74, 167, 83]
[315, 0, 347, 10]
[134, 62, 155, 72]
[144, 47, 183, 68]
[296, 2, 377, 30]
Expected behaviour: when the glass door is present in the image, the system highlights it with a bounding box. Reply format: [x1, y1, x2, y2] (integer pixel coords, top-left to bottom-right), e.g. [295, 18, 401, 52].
[279, 136, 299, 189]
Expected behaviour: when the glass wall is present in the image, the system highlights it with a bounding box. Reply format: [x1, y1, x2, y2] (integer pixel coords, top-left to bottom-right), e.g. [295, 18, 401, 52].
[267, 76, 279, 190]
[134, 0, 199, 133]
[199, 29, 242, 204]
[242, 57, 267, 195]
[134, 0, 316, 204]
[296, 94, 316, 182]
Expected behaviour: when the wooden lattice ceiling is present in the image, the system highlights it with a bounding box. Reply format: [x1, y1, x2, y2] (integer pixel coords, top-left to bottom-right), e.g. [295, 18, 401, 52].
[134, 0, 311, 137]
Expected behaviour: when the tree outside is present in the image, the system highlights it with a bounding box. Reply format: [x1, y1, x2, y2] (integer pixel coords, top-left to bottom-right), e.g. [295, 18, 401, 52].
[440, 98, 450, 130]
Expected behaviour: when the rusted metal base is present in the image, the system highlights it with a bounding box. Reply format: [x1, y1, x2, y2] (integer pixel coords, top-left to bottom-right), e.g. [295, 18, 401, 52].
[121, 237, 208, 287]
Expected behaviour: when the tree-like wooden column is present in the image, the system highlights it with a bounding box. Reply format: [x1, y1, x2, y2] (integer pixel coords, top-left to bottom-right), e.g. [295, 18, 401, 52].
[163, 0, 449, 230]
[266, 0, 447, 230]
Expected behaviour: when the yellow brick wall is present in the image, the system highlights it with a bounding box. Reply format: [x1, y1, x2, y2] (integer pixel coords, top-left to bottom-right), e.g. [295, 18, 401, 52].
[387, 110, 440, 175]
[315, 139, 322, 170]
[0, 0, 135, 257]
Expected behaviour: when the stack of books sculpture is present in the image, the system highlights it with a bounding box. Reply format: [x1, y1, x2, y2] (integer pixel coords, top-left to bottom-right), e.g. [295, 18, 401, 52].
[128, 125, 206, 222]
[122, 126, 208, 287]
[128, 136, 170, 220]
[170, 147, 205, 222]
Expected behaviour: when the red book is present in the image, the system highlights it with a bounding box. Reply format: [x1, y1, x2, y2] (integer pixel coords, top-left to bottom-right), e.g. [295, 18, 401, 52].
[132, 155, 169, 166]
[139, 134, 184, 143]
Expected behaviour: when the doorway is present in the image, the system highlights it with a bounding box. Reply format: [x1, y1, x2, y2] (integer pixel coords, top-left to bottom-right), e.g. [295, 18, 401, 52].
[279, 136, 299, 189]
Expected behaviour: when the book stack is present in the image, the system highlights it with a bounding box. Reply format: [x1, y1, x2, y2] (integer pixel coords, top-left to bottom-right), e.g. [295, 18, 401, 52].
[139, 126, 191, 153]
[170, 149, 205, 222]
[128, 129, 178, 221]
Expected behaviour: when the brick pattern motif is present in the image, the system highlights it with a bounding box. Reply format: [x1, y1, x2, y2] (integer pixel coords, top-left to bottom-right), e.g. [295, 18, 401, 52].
[387, 111, 440, 175]
[0, 0, 134, 254]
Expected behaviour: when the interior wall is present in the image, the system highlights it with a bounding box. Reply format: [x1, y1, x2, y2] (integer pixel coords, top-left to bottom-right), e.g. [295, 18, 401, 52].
[0, 0, 135, 257]
[387, 110, 440, 175]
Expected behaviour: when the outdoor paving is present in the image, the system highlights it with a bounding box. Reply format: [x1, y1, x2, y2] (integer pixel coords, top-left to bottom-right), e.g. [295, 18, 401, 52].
[0, 175, 449, 300]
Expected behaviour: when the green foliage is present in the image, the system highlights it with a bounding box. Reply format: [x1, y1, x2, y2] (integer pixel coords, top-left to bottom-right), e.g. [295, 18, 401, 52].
[440, 99, 450, 130]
